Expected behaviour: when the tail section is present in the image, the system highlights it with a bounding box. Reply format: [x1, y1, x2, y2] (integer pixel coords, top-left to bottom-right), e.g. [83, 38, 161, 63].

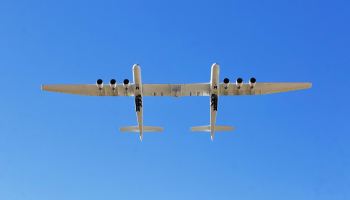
[120, 126, 163, 132]
[191, 125, 234, 141]
[120, 126, 163, 141]
[190, 125, 234, 132]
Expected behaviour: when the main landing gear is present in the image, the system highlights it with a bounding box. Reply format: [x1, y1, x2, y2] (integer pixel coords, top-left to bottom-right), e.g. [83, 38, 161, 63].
[211, 94, 218, 111]
[135, 95, 142, 112]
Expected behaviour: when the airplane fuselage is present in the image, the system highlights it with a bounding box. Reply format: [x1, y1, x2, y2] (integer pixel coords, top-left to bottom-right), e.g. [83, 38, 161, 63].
[133, 64, 144, 140]
[210, 63, 220, 140]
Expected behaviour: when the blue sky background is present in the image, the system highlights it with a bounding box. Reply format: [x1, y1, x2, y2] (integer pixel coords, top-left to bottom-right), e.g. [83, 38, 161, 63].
[0, 0, 349, 199]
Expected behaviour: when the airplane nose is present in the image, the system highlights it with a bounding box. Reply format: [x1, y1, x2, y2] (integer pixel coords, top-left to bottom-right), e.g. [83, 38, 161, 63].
[133, 64, 140, 70]
[211, 63, 219, 70]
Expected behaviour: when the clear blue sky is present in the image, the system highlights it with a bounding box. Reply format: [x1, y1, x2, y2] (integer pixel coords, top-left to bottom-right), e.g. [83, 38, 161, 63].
[0, 0, 349, 199]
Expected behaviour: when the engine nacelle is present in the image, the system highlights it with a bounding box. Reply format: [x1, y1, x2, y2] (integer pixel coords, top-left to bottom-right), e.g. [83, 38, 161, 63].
[123, 79, 130, 88]
[110, 79, 117, 89]
[249, 77, 256, 88]
[236, 78, 243, 88]
[223, 78, 230, 89]
[96, 79, 103, 89]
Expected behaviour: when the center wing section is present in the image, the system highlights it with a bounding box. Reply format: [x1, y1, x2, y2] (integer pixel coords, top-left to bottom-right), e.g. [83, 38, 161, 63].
[142, 83, 210, 97]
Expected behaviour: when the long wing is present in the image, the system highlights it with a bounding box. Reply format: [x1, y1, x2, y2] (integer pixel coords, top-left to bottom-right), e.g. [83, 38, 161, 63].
[220, 82, 312, 96]
[42, 82, 311, 96]
[41, 83, 211, 97]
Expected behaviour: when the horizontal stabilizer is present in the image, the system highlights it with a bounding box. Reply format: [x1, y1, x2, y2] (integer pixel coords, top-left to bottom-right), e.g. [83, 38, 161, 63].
[120, 126, 163, 133]
[191, 125, 234, 132]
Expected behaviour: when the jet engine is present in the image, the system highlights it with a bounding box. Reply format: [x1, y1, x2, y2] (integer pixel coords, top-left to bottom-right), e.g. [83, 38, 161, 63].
[123, 79, 130, 88]
[223, 78, 230, 89]
[249, 77, 256, 88]
[236, 78, 243, 88]
[96, 79, 103, 89]
[110, 79, 117, 89]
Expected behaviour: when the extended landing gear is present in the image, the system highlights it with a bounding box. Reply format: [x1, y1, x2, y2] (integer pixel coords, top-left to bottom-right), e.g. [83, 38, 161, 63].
[135, 94, 142, 112]
[211, 94, 218, 111]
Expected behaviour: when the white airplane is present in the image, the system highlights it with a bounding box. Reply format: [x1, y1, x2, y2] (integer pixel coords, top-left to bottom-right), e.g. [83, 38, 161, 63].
[42, 63, 312, 141]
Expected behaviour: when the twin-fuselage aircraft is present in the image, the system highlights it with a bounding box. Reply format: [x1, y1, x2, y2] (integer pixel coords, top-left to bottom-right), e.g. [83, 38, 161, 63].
[42, 63, 312, 141]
